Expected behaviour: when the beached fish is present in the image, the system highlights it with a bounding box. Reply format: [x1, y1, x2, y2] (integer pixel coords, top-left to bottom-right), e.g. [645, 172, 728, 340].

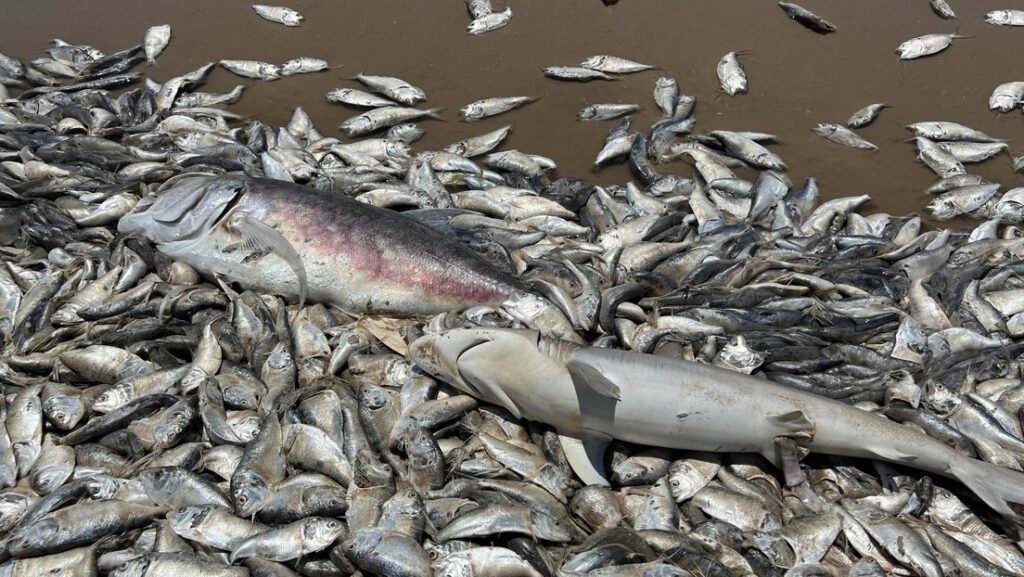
[814, 124, 877, 150]
[143, 25, 171, 64]
[986, 10, 1024, 26]
[896, 33, 967, 59]
[717, 51, 747, 95]
[543, 67, 614, 81]
[580, 55, 654, 74]
[989, 82, 1024, 112]
[578, 103, 639, 121]
[778, 2, 838, 33]
[847, 103, 888, 128]
[468, 7, 512, 35]
[459, 96, 534, 122]
[412, 328, 1024, 523]
[252, 4, 304, 26]
[118, 175, 577, 339]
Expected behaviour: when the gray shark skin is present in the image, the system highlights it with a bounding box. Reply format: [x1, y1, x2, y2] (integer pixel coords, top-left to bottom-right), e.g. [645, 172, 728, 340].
[410, 328, 1024, 524]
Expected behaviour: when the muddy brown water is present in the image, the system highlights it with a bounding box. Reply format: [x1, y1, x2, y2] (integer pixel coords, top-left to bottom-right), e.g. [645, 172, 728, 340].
[3, 0, 1023, 221]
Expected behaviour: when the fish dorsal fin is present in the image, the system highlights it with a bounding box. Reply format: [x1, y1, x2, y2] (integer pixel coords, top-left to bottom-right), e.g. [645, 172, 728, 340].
[559, 431, 611, 487]
[232, 214, 308, 309]
[566, 357, 621, 400]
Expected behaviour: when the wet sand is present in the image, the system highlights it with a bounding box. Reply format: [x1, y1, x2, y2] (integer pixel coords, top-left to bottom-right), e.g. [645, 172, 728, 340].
[3, 0, 1022, 219]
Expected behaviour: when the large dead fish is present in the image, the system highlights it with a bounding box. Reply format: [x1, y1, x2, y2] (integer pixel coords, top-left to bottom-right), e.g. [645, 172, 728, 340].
[118, 175, 578, 340]
[411, 328, 1024, 523]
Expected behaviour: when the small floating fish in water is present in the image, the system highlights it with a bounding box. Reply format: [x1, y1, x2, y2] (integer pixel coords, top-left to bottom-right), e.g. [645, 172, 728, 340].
[578, 103, 639, 121]
[220, 60, 281, 80]
[143, 25, 171, 65]
[280, 57, 329, 76]
[252, 4, 304, 26]
[896, 33, 967, 60]
[986, 9, 1024, 26]
[543, 66, 615, 82]
[459, 96, 534, 122]
[847, 103, 888, 128]
[354, 73, 427, 106]
[468, 6, 512, 35]
[814, 123, 877, 150]
[580, 55, 654, 74]
[929, 0, 957, 19]
[989, 81, 1024, 112]
[777, 2, 838, 34]
[717, 51, 747, 95]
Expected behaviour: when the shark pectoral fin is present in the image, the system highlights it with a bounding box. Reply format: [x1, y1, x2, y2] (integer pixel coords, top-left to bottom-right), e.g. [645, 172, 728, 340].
[233, 215, 308, 309]
[769, 409, 815, 442]
[566, 358, 622, 401]
[559, 431, 611, 486]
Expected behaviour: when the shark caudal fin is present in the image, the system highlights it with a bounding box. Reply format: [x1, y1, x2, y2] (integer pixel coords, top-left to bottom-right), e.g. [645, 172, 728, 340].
[951, 456, 1024, 525]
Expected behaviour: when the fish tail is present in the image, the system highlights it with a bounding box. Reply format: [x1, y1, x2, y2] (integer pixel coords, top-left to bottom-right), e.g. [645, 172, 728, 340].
[504, 292, 583, 343]
[425, 107, 445, 120]
[950, 456, 1024, 525]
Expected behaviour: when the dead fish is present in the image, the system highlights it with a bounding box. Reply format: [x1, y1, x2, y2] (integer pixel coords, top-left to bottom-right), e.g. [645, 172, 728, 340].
[847, 103, 888, 128]
[896, 33, 968, 60]
[814, 124, 877, 150]
[219, 60, 280, 80]
[468, 7, 512, 35]
[143, 25, 171, 64]
[118, 175, 578, 339]
[717, 51, 747, 96]
[778, 2, 838, 33]
[543, 67, 615, 82]
[986, 10, 1024, 26]
[252, 4, 304, 26]
[580, 55, 654, 74]
[578, 103, 639, 121]
[459, 96, 534, 122]
[930, 0, 957, 19]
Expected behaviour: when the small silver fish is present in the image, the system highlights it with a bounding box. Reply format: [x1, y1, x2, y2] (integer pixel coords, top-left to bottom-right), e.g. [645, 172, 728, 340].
[143, 25, 171, 65]
[847, 103, 888, 128]
[717, 51, 748, 96]
[252, 4, 304, 26]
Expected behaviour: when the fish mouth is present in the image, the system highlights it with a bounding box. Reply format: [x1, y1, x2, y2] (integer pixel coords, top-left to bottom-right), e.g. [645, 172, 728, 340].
[410, 330, 496, 395]
[118, 174, 246, 245]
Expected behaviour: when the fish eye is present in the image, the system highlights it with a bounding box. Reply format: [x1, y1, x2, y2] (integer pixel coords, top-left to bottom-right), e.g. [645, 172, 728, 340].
[238, 495, 248, 504]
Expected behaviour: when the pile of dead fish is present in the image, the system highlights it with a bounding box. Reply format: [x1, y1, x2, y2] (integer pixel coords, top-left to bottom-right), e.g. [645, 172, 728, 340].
[5, 25, 1024, 577]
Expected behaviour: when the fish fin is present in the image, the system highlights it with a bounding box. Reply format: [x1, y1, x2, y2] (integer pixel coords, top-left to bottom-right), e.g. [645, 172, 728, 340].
[425, 108, 445, 120]
[951, 457, 1024, 525]
[233, 215, 308, 309]
[559, 431, 611, 486]
[767, 409, 815, 443]
[565, 358, 621, 400]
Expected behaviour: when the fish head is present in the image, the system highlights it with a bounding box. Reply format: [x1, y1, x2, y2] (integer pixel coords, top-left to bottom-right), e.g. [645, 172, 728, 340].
[410, 328, 576, 422]
[304, 517, 346, 546]
[41, 395, 85, 430]
[117, 174, 245, 245]
[231, 471, 272, 518]
[167, 504, 211, 533]
[138, 466, 183, 504]
[91, 383, 132, 414]
[9, 518, 59, 555]
[302, 486, 347, 515]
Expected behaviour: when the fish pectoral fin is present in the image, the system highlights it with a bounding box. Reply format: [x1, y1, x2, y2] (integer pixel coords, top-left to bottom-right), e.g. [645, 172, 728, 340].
[768, 409, 816, 444]
[566, 358, 622, 401]
[559, 431, 611, 486]
[233, 215, 308, 308]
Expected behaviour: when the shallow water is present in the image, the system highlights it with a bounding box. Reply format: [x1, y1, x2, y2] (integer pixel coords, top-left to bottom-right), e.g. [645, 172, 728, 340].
[3, 0, 1022, 219]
